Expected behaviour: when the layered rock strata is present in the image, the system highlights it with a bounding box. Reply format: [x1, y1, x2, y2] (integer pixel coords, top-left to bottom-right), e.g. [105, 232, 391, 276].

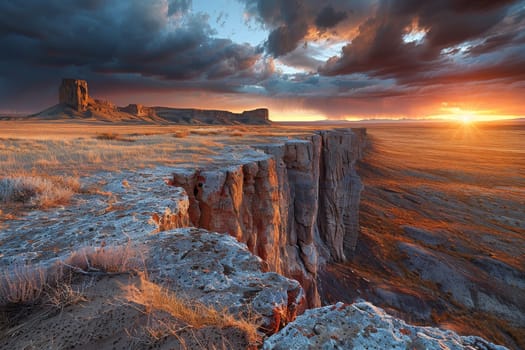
[170, 128, 367, 307]
[50, 79, 271, 124]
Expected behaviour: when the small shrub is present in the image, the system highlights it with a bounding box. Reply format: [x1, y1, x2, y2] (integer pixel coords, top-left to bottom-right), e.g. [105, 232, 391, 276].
[0, 265, 48, 305]
[46, 284, 87, 309]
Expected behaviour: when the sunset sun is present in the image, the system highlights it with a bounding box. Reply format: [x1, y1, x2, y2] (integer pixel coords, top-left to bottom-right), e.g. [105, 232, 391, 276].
[459, 114, 474, 124]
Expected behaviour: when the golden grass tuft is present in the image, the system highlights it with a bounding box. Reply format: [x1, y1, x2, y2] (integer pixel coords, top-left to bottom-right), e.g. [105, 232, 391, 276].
[0, 265, 48, 305]
[64, 243, 144, 273]
[126, 274, 262, 347]
[0, 175, 80, 208]
[94, 133, 135, 142]
[0, 244, 142, 308]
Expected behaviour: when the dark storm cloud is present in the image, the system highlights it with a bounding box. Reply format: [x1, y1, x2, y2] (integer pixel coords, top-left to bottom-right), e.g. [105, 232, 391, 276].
[277, 49, 324, 72]
[0, 0, 259, 76]
[240, 0, 524, 96]
[0, 0, 266, 111]
[240, 0, 370, 57]
[319, 0, 521, 79]
[315, 6, 348, 29]
[1, 0, 524, 118]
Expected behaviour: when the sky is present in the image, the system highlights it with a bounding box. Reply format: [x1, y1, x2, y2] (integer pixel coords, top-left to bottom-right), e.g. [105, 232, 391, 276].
[0, 0, 524, 121]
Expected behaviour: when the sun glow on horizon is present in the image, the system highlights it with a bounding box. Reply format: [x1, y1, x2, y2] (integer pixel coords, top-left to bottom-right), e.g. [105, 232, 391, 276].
[427, 104, 523, 123]
[459, 114, 474, 124]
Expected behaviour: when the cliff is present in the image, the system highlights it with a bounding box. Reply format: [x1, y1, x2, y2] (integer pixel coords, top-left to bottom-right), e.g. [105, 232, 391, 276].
[170, 128, 367, 307]
[0, 127, 512, 349]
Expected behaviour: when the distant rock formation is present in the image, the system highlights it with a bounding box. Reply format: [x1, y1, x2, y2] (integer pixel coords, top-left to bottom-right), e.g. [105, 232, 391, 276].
[32, 79, 271, 124]
[59, 79, 89, 112]
[154, 107, 270, 125]
[118, 104, 155, 118]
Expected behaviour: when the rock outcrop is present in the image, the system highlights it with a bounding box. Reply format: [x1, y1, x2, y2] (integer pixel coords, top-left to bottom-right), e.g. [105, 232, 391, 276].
[143, 228, 306, 333]
[264, 301, 509, 350]
[59, 78, 89, 111]
[0, 229, 307, 349]
[118, 103, 156, 118]
[170, 128, 367, 307]
[155, 107, 270, 125]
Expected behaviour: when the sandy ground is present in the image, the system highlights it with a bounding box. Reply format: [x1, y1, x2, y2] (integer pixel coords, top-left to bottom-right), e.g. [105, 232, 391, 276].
[0, 273, 254, 350]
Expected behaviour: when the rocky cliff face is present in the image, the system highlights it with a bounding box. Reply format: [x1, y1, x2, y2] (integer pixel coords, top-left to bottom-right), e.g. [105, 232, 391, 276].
[59, 78, 89, 111]
[170, 128, 367, 307]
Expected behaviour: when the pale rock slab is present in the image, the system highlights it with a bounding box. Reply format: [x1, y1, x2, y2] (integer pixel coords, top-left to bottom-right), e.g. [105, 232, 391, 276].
[264, 301, 508, 350]
[141, 228, 306, 333]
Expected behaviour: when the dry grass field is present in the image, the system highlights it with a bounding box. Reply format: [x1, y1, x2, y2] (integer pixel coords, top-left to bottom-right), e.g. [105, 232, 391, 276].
[0, 121, 304, 212]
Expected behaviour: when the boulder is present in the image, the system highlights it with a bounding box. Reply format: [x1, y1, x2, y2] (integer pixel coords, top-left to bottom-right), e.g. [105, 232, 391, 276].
[264, 301, 508, 350]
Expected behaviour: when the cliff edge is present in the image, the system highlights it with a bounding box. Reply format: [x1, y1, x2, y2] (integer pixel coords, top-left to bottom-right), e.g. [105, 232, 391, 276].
[171, 128, 367, 307]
